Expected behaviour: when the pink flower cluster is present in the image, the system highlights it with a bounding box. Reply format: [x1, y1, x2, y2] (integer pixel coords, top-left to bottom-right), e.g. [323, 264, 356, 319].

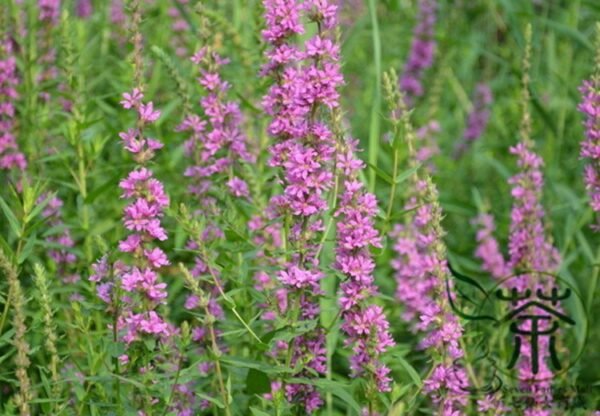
[400, 0, 437, 102]
[473, 140, 561, 414]
[335, 139, 394, 392]
[508, 141, 559, 415]
[38, 0, 61, 23]
[0, 39, 27, 172]
[473, 213, 510, 280]
[508, 142, 559, 273]
[391, 180, 468, 414]
[261, 0, 340, 412]
[178, 48, 253, 204]
[177, 45, 253, 397]
[91, 88, 171, 348]
[578, 78, 600, 230]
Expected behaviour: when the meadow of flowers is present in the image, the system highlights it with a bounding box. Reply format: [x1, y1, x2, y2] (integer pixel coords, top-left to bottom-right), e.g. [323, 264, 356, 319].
[0, 0, 599, 415]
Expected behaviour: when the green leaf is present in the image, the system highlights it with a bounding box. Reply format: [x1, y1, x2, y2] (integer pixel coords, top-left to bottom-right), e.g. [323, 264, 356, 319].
[25, 192, 55, 223]
[537, 17, 593, 51]
[366, 162, 393, 185]
[395, 355, 422, 387]
[85, 173, 120, 204]
[394, 164, 420, 184]
[249, 407, 270, 416]
[245, 368, 271, 395]
[196, 392, 224, 409]
[220, 357, 292, 375]
[107, 341, 125, 358]
[0, 234, 14, 262]
[17, 237, 36, 265]
[0, 196, 21, 237]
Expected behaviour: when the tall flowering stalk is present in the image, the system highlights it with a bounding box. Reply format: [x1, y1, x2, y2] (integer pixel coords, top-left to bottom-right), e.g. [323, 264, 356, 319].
[508, 26, 559, 278]
[174, 28, 256, 414]
[400, 0, 437, 103]
[454, 83, 493, 158]
[506, 140, 558, 416]
[0, 37, 27, 176]
[90, 0, 171, 369]
[387, 69, 469, 414]
[578, 24, 600, 231]
[176, 20, 253, 319]
[0, 250, 32, 416]
[334, 132, 395, 403]
[32, 264, 61, 409]
[472, 27, 560, 415]
[261, 0, 340, 412]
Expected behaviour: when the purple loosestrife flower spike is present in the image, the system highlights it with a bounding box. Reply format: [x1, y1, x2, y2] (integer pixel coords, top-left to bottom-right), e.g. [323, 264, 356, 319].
[388, 70, 469, 413]
[261, 0, 342, 412]
[90, 1, 172, 354]
[176, 40, 254, 397]
[178, 47, 254, 207]
[468, 29, 559, 414]
[0, 38, 27, 174]
[507, 142, 559, 274]
[578, 25, 600, 231]
[335, 137, 395, 394]
[400, 0, 437, 103]
[501, 26, 559, 414]
[507, 140, 559, 416]
[113, 88, 173, 346]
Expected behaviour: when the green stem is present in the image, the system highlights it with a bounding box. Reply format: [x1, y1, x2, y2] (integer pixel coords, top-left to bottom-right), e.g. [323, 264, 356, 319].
[367, 0, 381, 194]
[205, 310, 231, 416]
[386, 143, 400, 220]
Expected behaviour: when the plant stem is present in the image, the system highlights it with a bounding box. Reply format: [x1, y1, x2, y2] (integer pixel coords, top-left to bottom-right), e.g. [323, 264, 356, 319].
[205, 313, 231, 416]
[367, 0, 381, 194]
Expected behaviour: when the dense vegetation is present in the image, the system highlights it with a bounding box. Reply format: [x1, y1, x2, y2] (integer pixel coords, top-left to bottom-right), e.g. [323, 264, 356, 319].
[0, 0, 599, 415]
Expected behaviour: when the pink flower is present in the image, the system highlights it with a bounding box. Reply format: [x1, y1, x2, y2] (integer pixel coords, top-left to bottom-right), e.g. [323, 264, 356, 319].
[144, 248, 170, 268]
[119, 234, 143, 253]
[138, 102, 161, 123]
[120, 88, 144, 109]
[226, 177, 249, 198]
